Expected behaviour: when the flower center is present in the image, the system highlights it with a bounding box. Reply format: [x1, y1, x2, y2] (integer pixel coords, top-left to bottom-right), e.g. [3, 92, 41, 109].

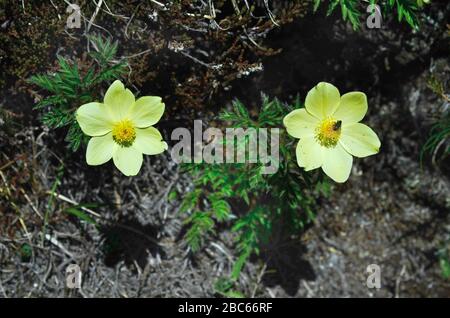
[315, 118, 342, 148]
[112, 119, 136, 147]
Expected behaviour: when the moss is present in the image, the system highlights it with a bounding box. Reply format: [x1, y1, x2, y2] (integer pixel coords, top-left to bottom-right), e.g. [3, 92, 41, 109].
[0, 2, 77, 90]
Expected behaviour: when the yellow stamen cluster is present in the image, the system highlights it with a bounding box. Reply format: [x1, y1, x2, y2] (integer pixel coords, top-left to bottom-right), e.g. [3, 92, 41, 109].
[315, 118, 341, 148]
[112, 119, 136, 147]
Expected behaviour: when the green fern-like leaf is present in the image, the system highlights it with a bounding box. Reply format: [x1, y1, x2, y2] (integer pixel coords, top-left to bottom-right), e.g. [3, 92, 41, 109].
[313, 0, 423, 30]
[395, 0, 420, 29]
[181, 95, 319, 280]
[185, 211, 215, 251]
[30, 34, 128, 151]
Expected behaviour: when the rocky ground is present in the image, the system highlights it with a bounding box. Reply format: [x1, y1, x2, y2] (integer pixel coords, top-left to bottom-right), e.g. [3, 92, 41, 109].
[0, 1, 449, 297]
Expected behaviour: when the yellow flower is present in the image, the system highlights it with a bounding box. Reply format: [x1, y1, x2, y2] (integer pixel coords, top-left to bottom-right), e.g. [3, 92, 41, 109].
[76, 80, 168, 176]
[283, 82, 381, 183]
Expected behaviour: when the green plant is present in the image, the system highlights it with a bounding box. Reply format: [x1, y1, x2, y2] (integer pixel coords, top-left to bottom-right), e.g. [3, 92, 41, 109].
[214, 277, 245, 298]
[19, 243, 32, 262]
[437, 238, 450, 279]
[420, 75, 449, 165]
[422, 74, 449, 280]
[64, 205, 99, 226]
[313, 0, 424, 30]
[41, 162, 64, 245]
[29, 35, 128, 151]
[181, 95, 329, 279]
[440, 253, 450, 279]
[421, 112, 450, 163]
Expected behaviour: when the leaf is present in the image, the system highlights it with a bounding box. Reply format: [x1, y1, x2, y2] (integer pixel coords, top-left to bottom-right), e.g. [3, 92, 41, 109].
[212, 199, 231, 221]
[440, 257, 450, 279]
[64, 207, 98, 225]
[394, 0, 420, 29]
[214, 277, 245, 298]
[31, 34, 127, 152]
[168, 190, 178, 202]
[313, 0, 322, 12]
[185, 211, 215, 251]
[231, 248, 252, 280]
[20, 243, 32, 261]
[182, 95, 319, 279]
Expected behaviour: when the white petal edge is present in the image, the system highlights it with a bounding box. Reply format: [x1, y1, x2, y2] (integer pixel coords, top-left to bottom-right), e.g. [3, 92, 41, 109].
[104, 80, 135, 121]
[305, 82, 341, 119]
[296, 137, 323, 171]
[113, 145, 143, 176]
[333, 92, 368, 124]
[321, 143, 353, 183]
[76, 102, 114, 136]
[129, 96, 165, 128]
[134, 127, 168, 155]
[283, 108, 319, 139]
[86, 133, 115, 165]
[340, 123, 381, 158]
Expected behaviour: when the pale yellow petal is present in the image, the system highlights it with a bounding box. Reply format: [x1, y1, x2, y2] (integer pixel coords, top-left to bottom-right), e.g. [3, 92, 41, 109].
[86, 133, 114, 165]
[305, 82, 340, 119]
[112, 146, 143, 176]
[129, 96, 165, 128]
[134, 127, 168, 155]
[340, 123, 380, 158]
[76, 102, 113, 136]
[296, 137, 323, 171]
[333, 92, 368, 124]
[322, 143, 353, 183]
[104, 80, 135, 121]
[283, 108, 319, 139]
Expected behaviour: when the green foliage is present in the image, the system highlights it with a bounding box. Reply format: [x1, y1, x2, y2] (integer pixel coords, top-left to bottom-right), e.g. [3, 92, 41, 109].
[29, 35, 128, 151]
[41, 163, 65, 245]
[438, 240, 450, 279]
[64, 206, 98, 226]
[427, 74, 448, 101]
[19, 243, 32, 262]
[440, 256, 450, 279]
[168, 190, 179, 202]
[214, 277, 245, 298]
[424, 74, 449, 280]
[181, 95, 328, 279]
[421, 114, 450, 162]
[420, 75, 449, 164]
[392, 0, 421, 29]
[313, 0, 423, 30]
